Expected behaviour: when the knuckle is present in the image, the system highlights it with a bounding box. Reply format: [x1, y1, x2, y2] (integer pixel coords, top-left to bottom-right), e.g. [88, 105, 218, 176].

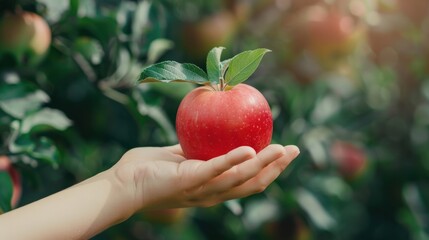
[253, 180, 268, 193]
[212, 162, 227, 176]
[232, 168, 248, 186]
[233, 175, 249, 187]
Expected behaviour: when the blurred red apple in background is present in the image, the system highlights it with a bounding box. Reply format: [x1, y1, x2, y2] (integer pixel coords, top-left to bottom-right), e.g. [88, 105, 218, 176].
[291, 5, 364, 69]
[181, 10, 237, 61]
[0, 11, 51, 63]
[275, 5, 365, 84]
[330, 141, 367, 180]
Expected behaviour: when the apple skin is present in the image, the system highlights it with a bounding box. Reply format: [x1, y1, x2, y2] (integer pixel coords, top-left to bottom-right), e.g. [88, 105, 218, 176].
[176, 84, 273, 160]
[0, 156, 22, 208]
[0, 11, 51, 62]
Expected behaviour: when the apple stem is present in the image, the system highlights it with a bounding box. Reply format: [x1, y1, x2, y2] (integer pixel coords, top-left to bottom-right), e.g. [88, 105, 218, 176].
[219, 77, 226, 91]
[208, 78, 227, 91]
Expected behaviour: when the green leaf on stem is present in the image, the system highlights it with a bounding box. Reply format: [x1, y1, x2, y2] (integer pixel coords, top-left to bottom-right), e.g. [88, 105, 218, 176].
[225, 48, 271, 86]
[138, 61, 209, 84]
[206, 47, 225, 84]
[221, 58, 232, 75]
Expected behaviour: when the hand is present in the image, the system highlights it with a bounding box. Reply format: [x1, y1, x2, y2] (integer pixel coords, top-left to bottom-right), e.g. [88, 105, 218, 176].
[113, 144, 300, 212]
[0, 144, 299, 240]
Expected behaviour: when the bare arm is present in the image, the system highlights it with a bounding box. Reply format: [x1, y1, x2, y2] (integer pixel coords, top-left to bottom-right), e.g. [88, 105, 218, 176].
[0, 169, 134, 240]
[0, 144, 300, 240]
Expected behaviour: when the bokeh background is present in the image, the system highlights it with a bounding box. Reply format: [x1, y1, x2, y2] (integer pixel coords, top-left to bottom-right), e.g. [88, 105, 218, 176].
[1, 0, 429, 239]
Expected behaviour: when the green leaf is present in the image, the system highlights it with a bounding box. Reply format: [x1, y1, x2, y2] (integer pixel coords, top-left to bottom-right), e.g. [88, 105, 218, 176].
[8, 133, 35, 154]
[130, 1, 152, 56]
[30, 137, 61, 167]
[21, 108, 72, 134]
[149, 82, 195, 100]
[0, 83, 49, 119]
[138, 61, 209, 85]
[225, 48, 271, 86]
[78, 17, 118, 46]
[133, 89, 177, 144]
[294, 188, 336, 230]
[8, 133, 60, 167]
[69, 0, 79, 16]
[0, 171, 13, 212]
[206, 47, 225, 84]
[0, 90, 49, 119]
[73, 37, 104, 65]
[221, 58, 232, 74]
[38, 0, 69, 23]
[146, 39, 174, 64]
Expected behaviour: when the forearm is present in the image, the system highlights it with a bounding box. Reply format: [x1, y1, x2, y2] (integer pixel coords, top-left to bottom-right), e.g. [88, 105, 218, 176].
[0, 168, 135, 240]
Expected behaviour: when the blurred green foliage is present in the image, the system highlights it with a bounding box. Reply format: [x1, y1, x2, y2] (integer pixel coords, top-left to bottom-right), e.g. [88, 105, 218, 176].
[1, 0, 429, 239]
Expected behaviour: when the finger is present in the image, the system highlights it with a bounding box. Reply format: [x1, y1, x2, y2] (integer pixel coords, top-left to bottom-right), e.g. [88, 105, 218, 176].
[198, 144, 287, 194]
[184, 146, 256, 189]
[216, 145, 300, 200]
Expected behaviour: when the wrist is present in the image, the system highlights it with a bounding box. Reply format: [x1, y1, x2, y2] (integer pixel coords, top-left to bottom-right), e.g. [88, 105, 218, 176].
[107, 164, 140, 220]
[105, 165, 137, 221]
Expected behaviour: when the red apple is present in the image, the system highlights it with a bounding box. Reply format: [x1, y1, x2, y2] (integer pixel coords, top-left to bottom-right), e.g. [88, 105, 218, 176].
[300, 6, 362, 67]
[139, 48, 272, 160]
[0, 156, 22, 208]
[176, 84, 273, 160]
[330, 141, 367, 180]
[0, 11, 51, 62]
[275, 5, 364, 84]
[286, 6, 364, 71]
